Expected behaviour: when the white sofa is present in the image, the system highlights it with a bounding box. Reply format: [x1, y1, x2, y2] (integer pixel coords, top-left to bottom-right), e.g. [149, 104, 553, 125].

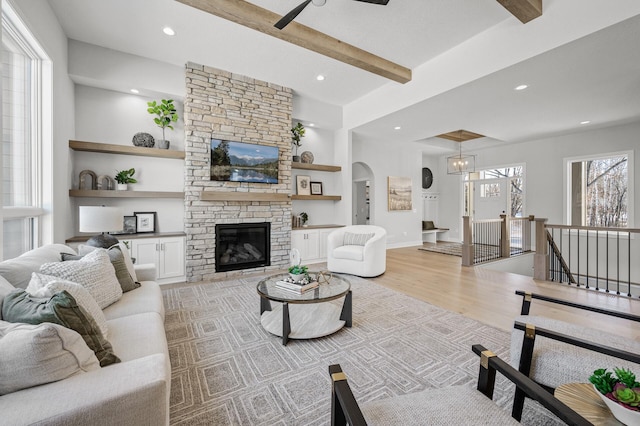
[327, 225, 387, 277]
[0, 244, 170, 426]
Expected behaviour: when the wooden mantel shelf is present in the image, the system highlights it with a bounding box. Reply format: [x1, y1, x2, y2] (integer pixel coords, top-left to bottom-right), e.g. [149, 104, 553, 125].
[69, 190, 184, 199]
[199, 192, 290, 202]
[69, 140, 185, 160]
[291, 162, 341, 172]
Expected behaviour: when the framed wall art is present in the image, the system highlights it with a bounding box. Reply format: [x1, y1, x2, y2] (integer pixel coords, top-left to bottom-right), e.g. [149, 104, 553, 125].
[310, 181, 323, 195]
[387, 176, 412, 211]
[134, 211, 157, 233]
[296, 175, 311, 195]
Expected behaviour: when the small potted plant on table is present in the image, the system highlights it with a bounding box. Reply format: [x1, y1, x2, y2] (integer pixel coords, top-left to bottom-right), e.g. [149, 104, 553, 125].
[590, 367, 640, 425]
[288, 264, 308, 282]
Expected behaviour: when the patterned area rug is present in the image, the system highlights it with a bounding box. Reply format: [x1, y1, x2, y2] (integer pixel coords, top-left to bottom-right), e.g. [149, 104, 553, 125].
[162, 275, 561, 425]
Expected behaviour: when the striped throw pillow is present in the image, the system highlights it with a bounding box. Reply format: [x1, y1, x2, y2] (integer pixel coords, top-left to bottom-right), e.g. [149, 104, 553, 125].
[343, 232, 375, 246]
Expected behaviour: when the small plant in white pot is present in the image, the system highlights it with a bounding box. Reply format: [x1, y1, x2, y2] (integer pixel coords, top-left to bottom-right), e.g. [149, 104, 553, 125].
[147, 99, 178, 149]
[114, 168, 137, 190]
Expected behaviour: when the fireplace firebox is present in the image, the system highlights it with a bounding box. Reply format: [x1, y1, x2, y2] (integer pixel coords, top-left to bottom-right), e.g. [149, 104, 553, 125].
[215, 222, 270, 272]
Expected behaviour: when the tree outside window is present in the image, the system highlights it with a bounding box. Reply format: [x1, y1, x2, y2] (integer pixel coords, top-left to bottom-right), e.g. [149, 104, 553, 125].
[569, 155, 628, 228]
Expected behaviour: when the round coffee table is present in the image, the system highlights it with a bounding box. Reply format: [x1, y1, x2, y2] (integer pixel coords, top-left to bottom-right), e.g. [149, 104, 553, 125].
[257, 272, 351, 345]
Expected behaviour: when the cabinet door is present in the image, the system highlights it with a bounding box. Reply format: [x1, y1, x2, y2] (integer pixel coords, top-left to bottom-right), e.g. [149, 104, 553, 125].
[305, 231, 320, 261]
[158, 237, 185, 279]
[291, 231, 307, 261]
[132, 239, 159, 266]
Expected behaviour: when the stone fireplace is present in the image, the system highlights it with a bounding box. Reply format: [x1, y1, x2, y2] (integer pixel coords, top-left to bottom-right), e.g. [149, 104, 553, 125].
[215, 222, 270, 272]
[184, 63, 293, 282]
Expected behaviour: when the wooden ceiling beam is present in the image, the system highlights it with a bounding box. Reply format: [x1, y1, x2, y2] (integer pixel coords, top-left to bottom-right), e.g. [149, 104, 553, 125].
[496, 0, 542, 24]
[176, 0, 411, 84]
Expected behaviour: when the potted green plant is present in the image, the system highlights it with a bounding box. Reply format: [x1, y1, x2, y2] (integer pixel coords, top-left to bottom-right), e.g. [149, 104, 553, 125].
[147, 99, 179, 149]
[300, 212, 309, 227]
[590, 367, 640, 424]
[288, 264, 308, 282]
[291, 122, 305, 162]
[114, 168, 137, 190]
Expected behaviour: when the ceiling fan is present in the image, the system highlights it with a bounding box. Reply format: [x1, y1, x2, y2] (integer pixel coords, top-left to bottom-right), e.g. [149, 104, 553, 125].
[274, 0, 390, 30]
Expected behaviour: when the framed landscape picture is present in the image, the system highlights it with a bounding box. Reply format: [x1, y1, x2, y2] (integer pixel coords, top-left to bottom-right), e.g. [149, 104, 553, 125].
[387, 176, 412, 211]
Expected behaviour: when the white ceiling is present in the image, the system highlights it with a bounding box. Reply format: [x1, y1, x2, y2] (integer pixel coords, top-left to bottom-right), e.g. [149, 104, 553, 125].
[46, 0, 640, 152]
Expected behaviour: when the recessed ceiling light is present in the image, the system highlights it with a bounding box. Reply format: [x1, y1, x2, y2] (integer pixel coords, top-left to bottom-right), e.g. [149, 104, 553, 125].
[316, 74, 325, 81]
[130, 89, 139, 94]
[580, 120, 591, 125]
[162, 27, 176, 36]
[514, 84, 528, 91]
[394, 126, 401, 130]
[309, 123, 315, 127]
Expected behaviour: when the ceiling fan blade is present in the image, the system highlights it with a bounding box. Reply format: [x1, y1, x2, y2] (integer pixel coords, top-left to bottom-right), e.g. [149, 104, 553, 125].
[353, 0, 390, 4]
[274, 0, 313, 30]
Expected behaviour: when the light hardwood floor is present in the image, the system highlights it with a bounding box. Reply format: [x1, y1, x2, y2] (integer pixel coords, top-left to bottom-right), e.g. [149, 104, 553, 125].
[366, 245, 640, 341]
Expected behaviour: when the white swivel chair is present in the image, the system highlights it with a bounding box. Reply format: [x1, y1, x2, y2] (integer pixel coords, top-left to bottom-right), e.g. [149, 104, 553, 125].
[326, 225, 387, 277]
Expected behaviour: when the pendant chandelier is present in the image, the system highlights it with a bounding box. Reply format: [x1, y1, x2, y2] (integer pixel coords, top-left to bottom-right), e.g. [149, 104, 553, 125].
[438, 130, 482, 175]
[447, 142, 476, 175]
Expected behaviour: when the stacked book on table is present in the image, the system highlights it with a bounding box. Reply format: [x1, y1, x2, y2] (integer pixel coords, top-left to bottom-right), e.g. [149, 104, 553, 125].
[275, 279, 319, 293]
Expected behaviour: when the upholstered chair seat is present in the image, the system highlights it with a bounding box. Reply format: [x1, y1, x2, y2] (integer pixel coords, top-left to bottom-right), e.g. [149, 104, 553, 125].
[327, 225, 387, 277]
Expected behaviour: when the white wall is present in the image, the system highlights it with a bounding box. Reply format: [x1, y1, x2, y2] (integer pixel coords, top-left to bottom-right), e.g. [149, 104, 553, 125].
[72, 85, 185, 234]
[434, 121, 640, 241]
[10, 0, 75, 244]
[353, 137, 423, 247]
[290, 125, 341, 226]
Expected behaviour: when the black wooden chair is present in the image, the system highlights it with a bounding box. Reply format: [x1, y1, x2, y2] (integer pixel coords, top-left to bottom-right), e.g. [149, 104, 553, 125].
[511, 290, 640, 420]
[329, 344, 590, 426]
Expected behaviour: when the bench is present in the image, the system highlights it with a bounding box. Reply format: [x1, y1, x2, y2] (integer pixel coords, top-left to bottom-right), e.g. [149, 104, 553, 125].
[422, 228, 448, 243]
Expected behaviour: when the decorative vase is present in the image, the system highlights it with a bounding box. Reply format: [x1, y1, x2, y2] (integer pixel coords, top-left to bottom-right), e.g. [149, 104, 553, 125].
[292, 155, 301, 162]
[156, 139, 170, 149]
[289, 273, 305, 282]
[117, 183, 128, 191]
[301, 151, 314, 164]
[132, 132, 155, 148]
[594, 385, 640, 425]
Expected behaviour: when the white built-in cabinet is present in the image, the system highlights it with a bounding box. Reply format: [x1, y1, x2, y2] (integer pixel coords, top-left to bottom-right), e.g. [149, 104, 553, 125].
[121, 236, 185, 284]
[291, 226, 342, 264]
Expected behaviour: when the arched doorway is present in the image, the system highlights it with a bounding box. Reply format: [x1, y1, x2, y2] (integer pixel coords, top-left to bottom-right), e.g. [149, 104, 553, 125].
[352, 162, 374, 225]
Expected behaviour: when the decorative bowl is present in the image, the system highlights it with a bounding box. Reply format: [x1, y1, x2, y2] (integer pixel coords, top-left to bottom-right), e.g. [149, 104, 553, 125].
[594, 385, 640, 425]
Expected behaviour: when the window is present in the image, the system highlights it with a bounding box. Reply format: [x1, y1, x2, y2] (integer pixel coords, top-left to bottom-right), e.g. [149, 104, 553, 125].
[2, 2, 48, 259]
[567, 152, 632, 228]
[480, 183, 500, 198]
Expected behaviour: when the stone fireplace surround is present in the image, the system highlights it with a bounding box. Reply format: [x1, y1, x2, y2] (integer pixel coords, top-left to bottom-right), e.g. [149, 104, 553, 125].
[184, 62, 293, 282]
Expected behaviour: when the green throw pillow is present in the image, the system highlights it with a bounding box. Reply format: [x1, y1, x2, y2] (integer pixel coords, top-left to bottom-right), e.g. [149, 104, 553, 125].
[62, 247, 140, 293]
[1, 289, 120, 367]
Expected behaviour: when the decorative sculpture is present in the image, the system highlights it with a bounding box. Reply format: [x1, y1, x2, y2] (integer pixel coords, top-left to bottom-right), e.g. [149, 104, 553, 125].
[78, 170, 97, 190]
[96, 175, 116, 190]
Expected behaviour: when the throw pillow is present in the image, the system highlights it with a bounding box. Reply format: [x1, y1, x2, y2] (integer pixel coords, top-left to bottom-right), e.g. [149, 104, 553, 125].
[40, 249, 123, 309]
[0, 320, 100, 395]
[0, 244, 76, 289]
[343, 232, 375, 246]
[1, 289, 120, 367]
[0, 276, 15, 321]
[63, 246, 139, 293]
[26, 273, 109, 338]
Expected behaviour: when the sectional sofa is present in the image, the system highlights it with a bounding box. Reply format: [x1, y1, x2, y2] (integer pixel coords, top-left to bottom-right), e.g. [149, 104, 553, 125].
[0, 244, 170, 426]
